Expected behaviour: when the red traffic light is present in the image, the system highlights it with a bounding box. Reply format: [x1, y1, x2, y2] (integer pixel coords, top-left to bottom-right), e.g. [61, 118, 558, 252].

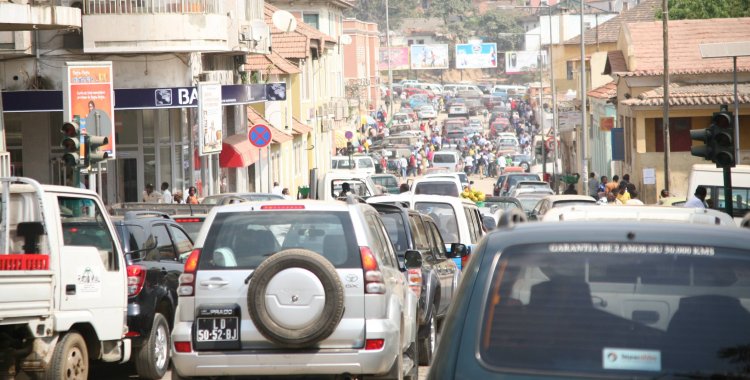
[61, 121, 79, 137]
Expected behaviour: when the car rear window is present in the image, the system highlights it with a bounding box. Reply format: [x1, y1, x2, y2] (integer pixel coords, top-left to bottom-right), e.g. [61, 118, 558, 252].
[199, 211, 359, 269]
[479, 243, 750, 377]
[373, 176, 398, 188]
[507, 175, 541, 188]
[379, 212, 408, 254]
[414, 182, 459, 197]
[357, 158, 374, 168]
[414, 202, 459, 243]
[433, 154, 456, 164]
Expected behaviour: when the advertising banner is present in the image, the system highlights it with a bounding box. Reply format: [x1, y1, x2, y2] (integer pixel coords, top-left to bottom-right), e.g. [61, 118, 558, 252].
[409, 44, 449, 70]
[198, 82, 223, 155]
[455, 43, 497, 69]
[379, 47, 410, 71]
[505, 50, 548, 74]
[63, 62, 115, 158]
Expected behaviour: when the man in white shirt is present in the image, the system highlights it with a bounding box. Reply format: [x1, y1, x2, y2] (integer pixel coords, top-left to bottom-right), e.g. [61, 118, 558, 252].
[143, 184, 162, 203]
[161, 182, 173, 203]
[684, 185, 707, 208]
[272, 182, 283, 195]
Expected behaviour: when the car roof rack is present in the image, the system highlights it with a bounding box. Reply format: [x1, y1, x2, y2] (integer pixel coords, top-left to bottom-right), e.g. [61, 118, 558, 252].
[124, 210, 171, 220]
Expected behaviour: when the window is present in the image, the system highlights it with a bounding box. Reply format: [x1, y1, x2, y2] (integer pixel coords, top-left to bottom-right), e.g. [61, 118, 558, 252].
[655, 118, 692, 152]
[144, 224, 175, 262]
[464, 207, 479, 243]
[566, 61, 574, 80]
[303, 13, 319, 30]
[409, 215, 430, 251]
[408, 39, 414, 45]
[417, 39, 424, 44]
[373, 217, 398, 268]
[380, 212, 408, 253]
[426, 221, 447, 259]
[415, 202, 459, 243]
[169, 225, 193, 261]
[59, 196, 117, 271]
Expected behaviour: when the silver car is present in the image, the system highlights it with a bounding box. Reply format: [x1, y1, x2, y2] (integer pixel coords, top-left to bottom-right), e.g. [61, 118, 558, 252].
[171, 198, 420, 379]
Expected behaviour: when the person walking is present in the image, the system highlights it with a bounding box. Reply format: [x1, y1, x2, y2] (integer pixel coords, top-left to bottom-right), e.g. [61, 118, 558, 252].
[161, 182, 173, 203]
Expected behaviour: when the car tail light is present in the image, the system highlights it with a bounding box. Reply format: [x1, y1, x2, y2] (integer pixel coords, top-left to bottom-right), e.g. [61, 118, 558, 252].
[407, 268, 422, 298]
[178, 249, 201, 297]
[126, 265, 146, 297]
[461, 253, 471, 270]
[365, 339, 385, 350]
[174, 341, 192, 353]
[125, 331, 141, 337]
[360, 247, 385, 294]
[260, 205, 305, 210]
[174, 218, 201, 223]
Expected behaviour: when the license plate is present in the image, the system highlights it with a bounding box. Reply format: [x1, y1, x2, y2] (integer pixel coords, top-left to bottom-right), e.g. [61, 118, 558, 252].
[196, 317, 239, 342]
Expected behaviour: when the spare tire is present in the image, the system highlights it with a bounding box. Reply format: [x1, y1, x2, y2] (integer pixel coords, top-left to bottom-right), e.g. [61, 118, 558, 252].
[247, 249, 345, 348]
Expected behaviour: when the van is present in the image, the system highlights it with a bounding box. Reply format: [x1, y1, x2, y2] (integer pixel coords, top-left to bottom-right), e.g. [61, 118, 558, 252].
[368, 194, 484, 270]
[331, 155, 376, 175]
[431, 151, 461, 172]
[413, 82, 444, 95]
[492, 84, 527, 98]
[687, 164, 750, 221]
[443, 84, 482, 97]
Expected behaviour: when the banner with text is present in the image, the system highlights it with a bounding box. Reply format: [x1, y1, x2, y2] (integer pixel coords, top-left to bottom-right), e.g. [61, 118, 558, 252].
[379, 47, 410, 71]
[505, 50, 548, 74]
[409, 44, 449, 70]
[198, 82, 223, 155]
[63, 62, 116, 158]
[455, 43, 497, 69]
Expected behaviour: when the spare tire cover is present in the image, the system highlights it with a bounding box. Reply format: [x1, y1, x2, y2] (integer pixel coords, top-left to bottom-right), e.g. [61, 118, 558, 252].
[247, 249, 345, 348]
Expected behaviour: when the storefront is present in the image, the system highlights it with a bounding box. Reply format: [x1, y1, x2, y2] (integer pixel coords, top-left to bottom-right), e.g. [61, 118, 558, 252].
[2, 83, 267, 205]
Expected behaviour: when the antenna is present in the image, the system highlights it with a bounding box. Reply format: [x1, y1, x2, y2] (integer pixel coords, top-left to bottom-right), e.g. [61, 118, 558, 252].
[272, 10, 297, 33]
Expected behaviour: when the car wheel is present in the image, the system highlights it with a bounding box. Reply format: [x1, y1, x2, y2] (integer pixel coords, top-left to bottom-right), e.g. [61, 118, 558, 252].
[404, 339, 419, 380]
[45, 332, 88, 380]
[418, 311, 437, 366]
[247, 249, 345, 348]
[134, 313, 170, 380]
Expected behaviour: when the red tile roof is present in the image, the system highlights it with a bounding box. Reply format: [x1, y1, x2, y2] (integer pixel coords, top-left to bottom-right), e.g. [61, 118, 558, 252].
[292, 117, 312, 135]
[603, 50, 627, 74]
[587, 81, 617, 99]
[264, 3, 336, 60]
[621, 83, 750, 107]
[247, 107, 293, 143]
[620, 18, 750, 76]
[565, 0, 660, 45]
[244, 51, 300, 74]
[270, 125, 293, 143]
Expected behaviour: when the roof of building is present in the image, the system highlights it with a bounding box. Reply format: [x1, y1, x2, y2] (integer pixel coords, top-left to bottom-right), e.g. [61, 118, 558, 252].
[564, 0, 660, 45]
[292, 117, 312, 135]
[264, 3, 336, 60]
[247, 107, 293, 143]
[603, 50, 627, 74]
[587, 81, 617, 99]
[621, 83, 750, 107]
[244, 51, 300, 74]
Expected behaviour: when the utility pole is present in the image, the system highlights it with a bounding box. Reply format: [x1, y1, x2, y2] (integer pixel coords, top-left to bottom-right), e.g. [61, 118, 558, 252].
[549, 5, 558, 189]
[385, 0, 394, 118]
[580, 0, 589, 194]
[662, 0, 671, 193]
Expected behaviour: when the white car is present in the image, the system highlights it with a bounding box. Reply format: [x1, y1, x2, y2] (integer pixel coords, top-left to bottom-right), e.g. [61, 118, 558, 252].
[331, 155, 376, 175]
[410, 177, 463, 198]
[430, 151, 461, 172]
[424, 172, 470, 189]
[417, 105, 438, 119]
[541, 204, 736, 226]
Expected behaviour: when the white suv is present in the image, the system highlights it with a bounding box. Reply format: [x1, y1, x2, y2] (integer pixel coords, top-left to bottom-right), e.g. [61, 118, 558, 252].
[171, 198, 420, 379]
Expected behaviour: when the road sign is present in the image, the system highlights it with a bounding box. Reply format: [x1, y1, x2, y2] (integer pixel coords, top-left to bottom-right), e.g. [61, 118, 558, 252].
[345, 131, 353, 140]
[249, 124, 272, 148]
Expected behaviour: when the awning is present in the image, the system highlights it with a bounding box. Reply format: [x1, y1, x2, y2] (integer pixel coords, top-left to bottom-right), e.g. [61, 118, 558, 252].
[220, 133, 261, 168]
[270, 126, 293, 143]
[292, 117, 312, 135]
[333, 129, 350, 149]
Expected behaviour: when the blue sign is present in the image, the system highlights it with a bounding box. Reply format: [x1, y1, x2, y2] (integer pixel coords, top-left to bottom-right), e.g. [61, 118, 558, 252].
[249, 124, 271, 148]
[455, 43, 497, 69]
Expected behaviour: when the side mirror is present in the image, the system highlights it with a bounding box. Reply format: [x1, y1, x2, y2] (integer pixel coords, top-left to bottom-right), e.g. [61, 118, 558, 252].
[404, 250, 423, 269]
[448, 243, 469, 258]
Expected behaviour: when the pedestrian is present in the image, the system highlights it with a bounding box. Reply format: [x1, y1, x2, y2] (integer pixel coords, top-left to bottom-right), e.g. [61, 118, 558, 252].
[563, 183, 577, 195]
[173, 191, 184, 204]
[186, 186, 200, 204]
[161, 182, 173, 203]
[605, 175, 620, 194]
[625, 183, 644, 205]
[339, 182, 352, 197]
[588, 172, 599, 199]
[142, 183, 162, 203]
[615, 181, 630, 204]
[272, 181, 283, 195]
[281, 188, 293, 200]
[399, 155, 408, 178]
[684, 185, 707, 208]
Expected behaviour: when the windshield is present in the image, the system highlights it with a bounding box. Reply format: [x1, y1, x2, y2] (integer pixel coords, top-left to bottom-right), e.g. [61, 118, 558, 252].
[414, 202, 458, 243]
[433, 154, 456, 164]
[517, 197, 544, 212]
[480, 243, 750, 377]
[199, 211, 359, 269]
[415, 181, 459, 197]
[356, 157, 374, 168]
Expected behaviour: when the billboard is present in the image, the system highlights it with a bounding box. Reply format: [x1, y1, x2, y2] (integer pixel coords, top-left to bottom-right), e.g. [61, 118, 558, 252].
[63, 62, 116, 159]
[409, 44, 449, 70]
[198, 82, 223, 155]
[505, 50, 548, 74]
[455, 43, 497, 69]
[379, 47, 410, 71]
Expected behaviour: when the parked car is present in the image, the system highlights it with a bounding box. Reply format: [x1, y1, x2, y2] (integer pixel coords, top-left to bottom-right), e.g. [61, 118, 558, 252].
[371, 173, 401, 194]
[424, 172, 470, 190]
[428, 221, 750, 379]
[111, 211, 195, 379]
[447, 104, 469, 117]
[171, 198, 420, 379]
[201, 192, 283, 205]
[371, 203, 464, 365]
[529, 194, 598, 220]
[514, 192, 552, 217]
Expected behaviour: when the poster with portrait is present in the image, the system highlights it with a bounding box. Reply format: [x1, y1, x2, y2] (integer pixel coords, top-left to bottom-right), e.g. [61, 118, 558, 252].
[455, 43, 497, 69]
[379, 47, 410, 71]
[198, 82, 223, 155]
[505, 50, 548, 74]
[265, 82, 287, 101]
[409, 44, 449, 70]
[63, 62, 115, 159]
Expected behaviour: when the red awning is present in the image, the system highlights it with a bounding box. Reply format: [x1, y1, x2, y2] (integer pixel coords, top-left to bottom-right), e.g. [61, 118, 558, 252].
[220, 133, 264, 168]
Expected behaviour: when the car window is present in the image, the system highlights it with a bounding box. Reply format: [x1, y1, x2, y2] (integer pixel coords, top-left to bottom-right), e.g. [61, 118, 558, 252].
[199, 211, 359, 269]
[59, 196, 118, 271]
[415, 202, 459, 243]
[331, 179, 370, 198]
[379, 212, 408, 254]
[357, 158, 374, 168]
[368, 214, 397, 268]
[479, 243, 750, 377]
[433, 154, 457, 164]
[146, 224, 175, 261]
[168, 225, 193, 260]
[408, 214, 431, 251]
[414, 182, 459, 197]
[426, 220, 447, 258]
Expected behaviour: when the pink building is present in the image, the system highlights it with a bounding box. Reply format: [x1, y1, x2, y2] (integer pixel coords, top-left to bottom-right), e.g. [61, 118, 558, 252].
[343, 18, 381, 111]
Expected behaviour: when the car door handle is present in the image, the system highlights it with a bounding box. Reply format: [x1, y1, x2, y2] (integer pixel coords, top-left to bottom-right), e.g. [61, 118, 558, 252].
[200, 279, 229, 288]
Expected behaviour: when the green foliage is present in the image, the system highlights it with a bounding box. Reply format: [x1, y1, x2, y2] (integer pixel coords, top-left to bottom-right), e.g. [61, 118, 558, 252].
[426, 0, 471, 24]
[345, 0, 419, 31]
[470, 10, 524, 51]
[656, 0, 750, 20]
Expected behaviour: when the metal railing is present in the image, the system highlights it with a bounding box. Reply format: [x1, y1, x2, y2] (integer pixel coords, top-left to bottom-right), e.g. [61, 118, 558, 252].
[84, 0, 221, 15]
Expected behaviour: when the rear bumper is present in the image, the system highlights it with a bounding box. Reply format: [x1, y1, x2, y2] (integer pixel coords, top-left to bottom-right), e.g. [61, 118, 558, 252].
[171, 320, 400, 377]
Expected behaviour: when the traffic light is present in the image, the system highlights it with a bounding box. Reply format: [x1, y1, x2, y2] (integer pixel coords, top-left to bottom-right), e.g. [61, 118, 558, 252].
[85, 135, 109, 167]
[60, 121, 82, 167]
[690, 126, 714, 162]
[711, 110, 734, 168]
[346, 141, 354, 155]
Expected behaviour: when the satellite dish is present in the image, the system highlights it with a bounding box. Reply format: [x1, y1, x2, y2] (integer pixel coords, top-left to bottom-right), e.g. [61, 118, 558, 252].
[272, 10, 297, 33]
[340, 34, 352, 45]
[250, 20, 269, 42]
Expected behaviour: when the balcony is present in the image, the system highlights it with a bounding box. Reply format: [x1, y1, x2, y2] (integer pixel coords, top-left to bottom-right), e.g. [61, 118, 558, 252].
[82, 0, 233, 53]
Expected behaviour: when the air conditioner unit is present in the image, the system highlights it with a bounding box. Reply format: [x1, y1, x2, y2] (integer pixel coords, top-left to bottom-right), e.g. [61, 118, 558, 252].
[199, 71, 230, 83]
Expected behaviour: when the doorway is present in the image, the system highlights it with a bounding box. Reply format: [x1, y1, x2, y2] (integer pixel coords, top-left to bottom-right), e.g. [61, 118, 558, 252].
[118, 158, 139, 202]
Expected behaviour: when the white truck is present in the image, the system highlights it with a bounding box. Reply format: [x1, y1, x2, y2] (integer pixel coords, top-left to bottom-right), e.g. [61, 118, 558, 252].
[0, 177, 130, 378]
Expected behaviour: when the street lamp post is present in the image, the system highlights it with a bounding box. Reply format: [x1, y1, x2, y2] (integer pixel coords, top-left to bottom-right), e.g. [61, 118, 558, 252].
[580, 0, 589, 194]
[385, 0, 394, 118]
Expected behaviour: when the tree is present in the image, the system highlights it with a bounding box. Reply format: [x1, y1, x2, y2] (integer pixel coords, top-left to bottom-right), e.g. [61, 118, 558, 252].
[345, 0, 419, 31]
[426, 0, 471, 25]
[656, 0, 750, 20]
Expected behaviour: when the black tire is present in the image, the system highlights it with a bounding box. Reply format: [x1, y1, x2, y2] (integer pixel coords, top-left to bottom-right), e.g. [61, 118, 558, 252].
[247, 249, 345, 348]
[405, 337, 419, 380]
[417, 311, 437, 366]
[45, 332, 88, 380]
[134, 313, 170, 380]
